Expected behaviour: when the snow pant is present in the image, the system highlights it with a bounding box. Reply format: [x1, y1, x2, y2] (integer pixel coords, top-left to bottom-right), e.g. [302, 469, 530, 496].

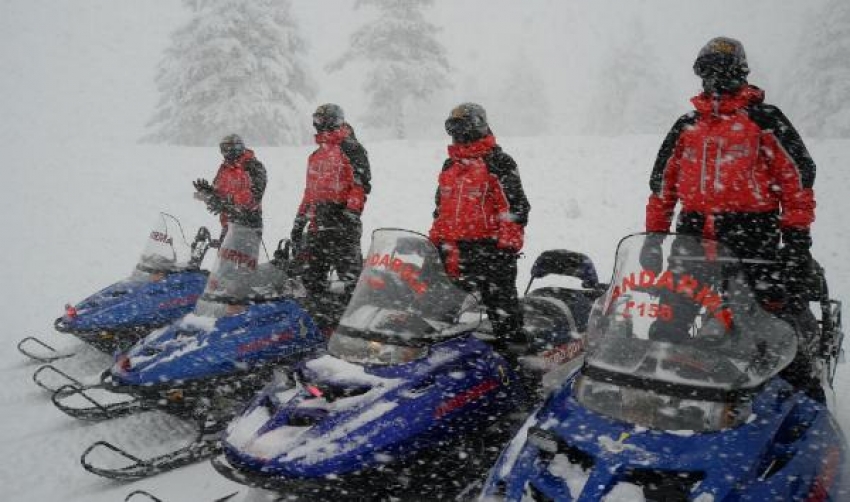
[299, 223, 363, 329]
[444, 240, 523, 342]
[650, 213, 824, 400]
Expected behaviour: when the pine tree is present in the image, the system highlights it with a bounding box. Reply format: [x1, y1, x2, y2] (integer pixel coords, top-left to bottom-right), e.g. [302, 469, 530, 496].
[586, 18, 678, 135]
[785, 0, 850, 138]
[144, 0, 316, 146]
[327, 0, 451, 139]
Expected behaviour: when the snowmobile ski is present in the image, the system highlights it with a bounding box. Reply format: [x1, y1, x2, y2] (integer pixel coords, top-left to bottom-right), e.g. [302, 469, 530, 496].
[124, 490, 239, 502]
[32, 364, 86, 393]
[82, 433, 220, 481]
[17, 336, 75, 364]
[52, 383, 143, 421]
[125, 491, 164, 502]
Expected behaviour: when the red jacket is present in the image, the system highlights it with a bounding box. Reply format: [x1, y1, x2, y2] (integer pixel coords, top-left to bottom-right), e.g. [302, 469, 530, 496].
[213, 149, 266, 228]
[298, 126, 370, 217]
[646, 85, 816, 236]
[430, 135, 530, 247]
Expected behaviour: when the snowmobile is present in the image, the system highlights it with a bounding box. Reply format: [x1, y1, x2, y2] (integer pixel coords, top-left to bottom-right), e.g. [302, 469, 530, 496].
[211, 228, 604, 500]
[49, 223, 326, 480]
[479, 232, 849, 501]
[19, 212, 212, 368]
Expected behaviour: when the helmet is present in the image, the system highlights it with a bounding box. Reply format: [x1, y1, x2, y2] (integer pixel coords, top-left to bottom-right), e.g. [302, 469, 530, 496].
[445, 103, 490, 143]
[219, 134, 245, 162]
[693, 37, 749, 94]
[313, 103, 345, 132]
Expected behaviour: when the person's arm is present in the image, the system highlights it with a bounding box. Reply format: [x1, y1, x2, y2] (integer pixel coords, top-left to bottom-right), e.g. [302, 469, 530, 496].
[488, 150, 530, 225]
[748, 105, 816, 233]
[646, 113, 694, 232]
[341, 139, 371, 214]
[488, 150, 530, 251]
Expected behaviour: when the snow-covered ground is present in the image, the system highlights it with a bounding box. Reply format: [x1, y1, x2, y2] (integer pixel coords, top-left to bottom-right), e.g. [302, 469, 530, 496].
[2, 135, 850, 501]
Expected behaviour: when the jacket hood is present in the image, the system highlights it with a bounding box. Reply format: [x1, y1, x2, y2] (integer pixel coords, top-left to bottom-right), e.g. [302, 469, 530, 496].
[448, 134, 497, 161]
[315, 125, 351, 146]
[691, 84, 765, 116]
[221, 149, 255, 169]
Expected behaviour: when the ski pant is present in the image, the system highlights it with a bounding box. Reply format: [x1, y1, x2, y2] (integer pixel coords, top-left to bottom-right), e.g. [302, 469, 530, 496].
[443, 240, 523, 342]
[299, 224, 363, 320]
[648, 225, 824, 400]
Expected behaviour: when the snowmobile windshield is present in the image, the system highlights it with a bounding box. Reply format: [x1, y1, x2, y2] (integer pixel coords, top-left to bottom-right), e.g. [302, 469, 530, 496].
[575, 233, 797, 431]
[194, 224, 291, 318]
[132, 213, 195, 279]
[329, 229, 481, 365]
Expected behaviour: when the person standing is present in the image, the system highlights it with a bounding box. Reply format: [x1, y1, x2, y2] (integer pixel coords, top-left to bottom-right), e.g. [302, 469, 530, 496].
[642, 37, 820, 398]
[193, 134, 266, 243]
[290, 104, 371, 311]
[429, 103, 531, 348]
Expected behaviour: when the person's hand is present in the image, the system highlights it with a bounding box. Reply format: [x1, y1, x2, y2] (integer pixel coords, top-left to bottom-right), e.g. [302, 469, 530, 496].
[497, 222, 524, 252]
[639, 233, 665, 274]
[193, 178, 213, 195]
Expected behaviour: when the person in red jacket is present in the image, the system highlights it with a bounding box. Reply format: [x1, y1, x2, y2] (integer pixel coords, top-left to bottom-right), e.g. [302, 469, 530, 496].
[291, 104, 371, 308]
[194, 134, 266, 243]
[642, 37, 821, 398]
[430, 103, 531, 347]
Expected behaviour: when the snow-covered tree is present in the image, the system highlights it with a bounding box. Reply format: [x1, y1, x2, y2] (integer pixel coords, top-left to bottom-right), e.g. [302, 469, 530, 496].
[494, 50, 552, 137]
[144, 0, 316, 146]
[327, 0, 451, 139]
[784, 0, 850, 138]
[585, 18, 678, 135]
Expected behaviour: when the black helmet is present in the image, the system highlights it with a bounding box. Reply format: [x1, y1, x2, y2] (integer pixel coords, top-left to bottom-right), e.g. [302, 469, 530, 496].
[693, 37, 749, 94]
[445, 103, 490, 143]
[219, 134, 245, 162]
[313, 103, 345, 132]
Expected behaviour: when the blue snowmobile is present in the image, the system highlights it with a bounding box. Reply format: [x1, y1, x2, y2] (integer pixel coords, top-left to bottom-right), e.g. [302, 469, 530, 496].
[480, 232, 848, 501]
[19, 212, 212, 368]
[212, 228, 604, 500]
[50, 223, 326, 480]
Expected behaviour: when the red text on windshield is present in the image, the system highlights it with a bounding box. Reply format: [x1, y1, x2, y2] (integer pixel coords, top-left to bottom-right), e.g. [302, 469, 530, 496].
[219, 248, 258, 270]
[150, 231, 173, 245]
[365, 253, 428, 294]
[610, 269, 733, 330]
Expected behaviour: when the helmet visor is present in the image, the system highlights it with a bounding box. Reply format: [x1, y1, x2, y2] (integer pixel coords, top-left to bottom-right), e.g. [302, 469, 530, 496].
[693, 52, 746, 79]
[220, 142, 244, 161]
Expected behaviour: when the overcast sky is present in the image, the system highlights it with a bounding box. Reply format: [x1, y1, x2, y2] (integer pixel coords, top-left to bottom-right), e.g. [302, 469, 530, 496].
[0, 0, 823, 145]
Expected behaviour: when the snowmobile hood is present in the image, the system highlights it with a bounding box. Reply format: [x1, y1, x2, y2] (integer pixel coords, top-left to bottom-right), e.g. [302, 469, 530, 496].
[221, 334, 522, 479]
[55, 270, 206, 333]
[482, 376, 849, 500]
[110, 299, 322, 386]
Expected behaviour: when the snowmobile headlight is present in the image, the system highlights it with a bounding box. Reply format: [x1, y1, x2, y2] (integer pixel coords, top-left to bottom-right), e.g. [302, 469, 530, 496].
[116, 354, 132, 373]
[165, 389, 184, 402]
[329, 333, 428, 365]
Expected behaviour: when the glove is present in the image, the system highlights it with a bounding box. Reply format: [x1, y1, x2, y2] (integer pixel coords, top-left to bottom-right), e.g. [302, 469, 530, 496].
[193, 178, 213, 195]
[639, 233, 665, 274]
[497, 221, 524, 252]
[780, 228, 813, 299]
